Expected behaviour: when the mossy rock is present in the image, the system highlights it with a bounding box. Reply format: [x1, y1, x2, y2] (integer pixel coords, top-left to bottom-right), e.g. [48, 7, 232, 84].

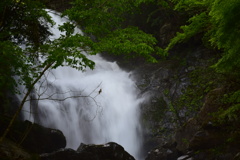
[0, 139, 32, 160]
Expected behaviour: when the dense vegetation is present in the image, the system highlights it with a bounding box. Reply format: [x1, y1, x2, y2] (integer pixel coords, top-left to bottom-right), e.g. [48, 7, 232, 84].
[165, 0, 240, 127]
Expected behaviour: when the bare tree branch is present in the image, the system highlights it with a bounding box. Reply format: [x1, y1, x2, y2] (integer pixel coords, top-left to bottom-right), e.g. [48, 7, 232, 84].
[0, 62, 54, 143]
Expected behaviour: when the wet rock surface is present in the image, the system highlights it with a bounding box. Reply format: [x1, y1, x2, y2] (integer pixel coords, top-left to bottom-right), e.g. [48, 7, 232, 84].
[40, 142, 135, 160]
[145, 142, 180, 160]
[145, 87, 240, 160]
[133, 45, 217, 158]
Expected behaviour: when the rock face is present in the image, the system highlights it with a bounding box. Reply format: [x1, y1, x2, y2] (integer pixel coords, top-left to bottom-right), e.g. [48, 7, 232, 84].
[144, 87, 240, 160]
[145, 142, 180, 160]
[0, 119, 66, 154]
[40, 142, 135, 160]
[133, 44, 218, 157]
[173, 87, 240, 160]
[20, 121, 66, 154]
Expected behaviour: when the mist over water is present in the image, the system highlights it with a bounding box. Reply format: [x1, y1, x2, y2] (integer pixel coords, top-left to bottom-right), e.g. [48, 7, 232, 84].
[21, 10, 145, 159]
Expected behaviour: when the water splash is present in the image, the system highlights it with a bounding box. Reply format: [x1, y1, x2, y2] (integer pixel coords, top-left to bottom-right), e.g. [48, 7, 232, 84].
[21, 10, 144, 159]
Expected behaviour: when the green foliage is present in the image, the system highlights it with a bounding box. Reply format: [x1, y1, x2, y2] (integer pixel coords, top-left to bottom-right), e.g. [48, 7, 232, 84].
[0, 40, 38, 93]
[58, 22, 75, 37]
[209, 0, 240, 74]
[172, 0, 208, 12]
[64, 0, 160, 62]
[219, 104, 240, 122]
[165, 12, 209, 51]
[0, 0, 54, 95]
[227, 90, 240, 104]
[164, 0, 240, 76]
[39, 32, 95, 70]
[0, 0, 53, 45]
[95, 27, 159, 62]
[65, 0, 135, 36]
[0, 0, 162, 115]
[218, 90, 240, 122]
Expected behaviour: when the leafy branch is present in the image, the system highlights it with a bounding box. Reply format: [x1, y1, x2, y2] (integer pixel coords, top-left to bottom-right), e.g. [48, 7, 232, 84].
[0, 62, 54, 143]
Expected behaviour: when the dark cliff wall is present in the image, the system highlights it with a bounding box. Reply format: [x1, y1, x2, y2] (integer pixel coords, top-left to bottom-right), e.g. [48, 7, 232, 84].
[44, 0, 72, 12]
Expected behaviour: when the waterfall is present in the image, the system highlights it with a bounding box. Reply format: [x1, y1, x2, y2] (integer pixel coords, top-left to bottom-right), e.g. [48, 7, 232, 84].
[21, 10, 144, 159]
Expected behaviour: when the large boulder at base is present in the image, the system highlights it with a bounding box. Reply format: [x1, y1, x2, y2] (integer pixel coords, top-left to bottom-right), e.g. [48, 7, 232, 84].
[21, 121, 66, 154]
[40, 142, 135, 160]
[0, 119, 66, 154]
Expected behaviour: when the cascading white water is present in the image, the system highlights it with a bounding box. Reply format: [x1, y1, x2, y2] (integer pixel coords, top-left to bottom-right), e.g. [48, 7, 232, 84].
[21, 10, 144, 159]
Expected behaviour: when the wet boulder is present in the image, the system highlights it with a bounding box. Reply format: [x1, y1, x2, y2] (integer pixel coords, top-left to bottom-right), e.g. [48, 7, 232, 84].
[0, 119, 66, 154]
[40, 142, 135, 160]
[77, 142, 135, 160]
[20, 121, 66, 154]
